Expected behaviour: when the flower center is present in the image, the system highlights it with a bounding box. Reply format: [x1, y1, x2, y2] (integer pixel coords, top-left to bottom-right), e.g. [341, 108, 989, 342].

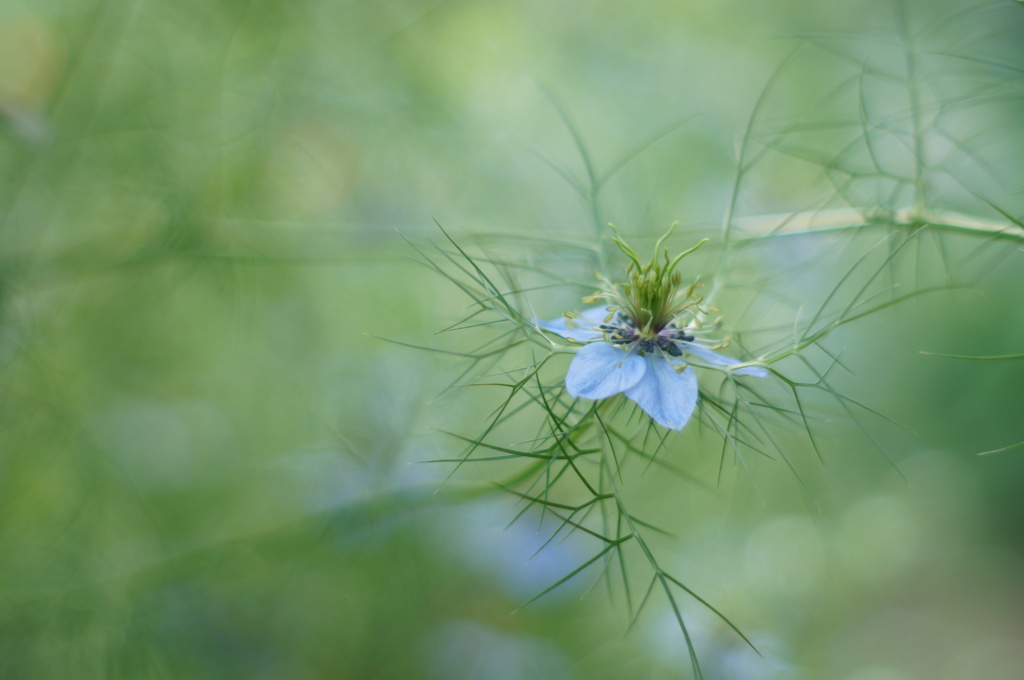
[600, 312, 695, 357]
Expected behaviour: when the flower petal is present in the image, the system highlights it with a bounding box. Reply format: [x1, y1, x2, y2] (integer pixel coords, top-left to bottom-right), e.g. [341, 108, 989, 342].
[565, 342, 646, 400]
[678, 342, 769, 378]
[537, 306, 608, 342]
[624, 355, 699, 430]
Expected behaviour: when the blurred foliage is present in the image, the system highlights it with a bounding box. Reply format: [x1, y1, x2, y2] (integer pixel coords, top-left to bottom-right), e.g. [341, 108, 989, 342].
[1, 0, 1024, 678]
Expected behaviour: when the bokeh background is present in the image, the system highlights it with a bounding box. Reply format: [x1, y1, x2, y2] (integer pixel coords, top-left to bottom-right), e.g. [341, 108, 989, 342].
[2, 0, 1024, 678]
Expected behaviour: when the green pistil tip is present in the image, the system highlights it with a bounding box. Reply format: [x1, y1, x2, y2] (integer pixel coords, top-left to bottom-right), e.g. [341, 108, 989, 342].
[604, 225, 707, 335]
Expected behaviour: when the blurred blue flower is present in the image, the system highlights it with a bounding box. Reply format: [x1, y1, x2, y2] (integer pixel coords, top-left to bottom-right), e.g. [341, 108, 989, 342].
[539, 307, 767, 430]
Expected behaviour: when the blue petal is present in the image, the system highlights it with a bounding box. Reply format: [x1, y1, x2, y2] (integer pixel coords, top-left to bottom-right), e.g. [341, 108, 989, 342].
[624, 355, 699, 430]
[678, 342, 769, 378]
[537, 306, 608, 342]
[565, 342, 646, 400]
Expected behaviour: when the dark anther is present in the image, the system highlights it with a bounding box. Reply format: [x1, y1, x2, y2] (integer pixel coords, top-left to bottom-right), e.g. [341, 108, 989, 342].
[661, 341, 683, 357]
[668, 329, 694, 343]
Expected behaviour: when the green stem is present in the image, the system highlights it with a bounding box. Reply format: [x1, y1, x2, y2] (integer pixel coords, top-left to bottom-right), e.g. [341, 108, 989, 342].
[732, 207, 1023, 244]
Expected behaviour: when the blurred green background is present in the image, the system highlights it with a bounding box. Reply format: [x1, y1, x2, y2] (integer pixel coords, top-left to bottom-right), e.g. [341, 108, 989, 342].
[2, 0, 1024, 678]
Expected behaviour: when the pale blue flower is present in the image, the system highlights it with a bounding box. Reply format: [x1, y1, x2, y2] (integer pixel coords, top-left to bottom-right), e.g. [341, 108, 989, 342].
[539, 307, 767, 430]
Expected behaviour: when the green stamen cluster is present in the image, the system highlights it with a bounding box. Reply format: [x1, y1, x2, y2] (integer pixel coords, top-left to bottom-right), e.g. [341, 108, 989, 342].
[607, 225, 707, 337]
